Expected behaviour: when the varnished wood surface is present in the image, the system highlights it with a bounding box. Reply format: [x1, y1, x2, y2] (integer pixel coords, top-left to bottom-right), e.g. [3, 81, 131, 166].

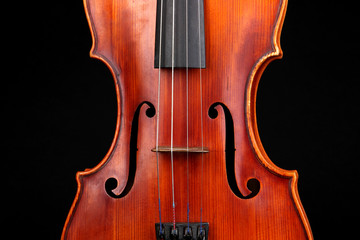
[62, 0, 313, 239]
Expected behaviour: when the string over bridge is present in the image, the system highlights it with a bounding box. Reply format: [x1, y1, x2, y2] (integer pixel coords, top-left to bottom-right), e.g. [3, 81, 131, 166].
[152, 146, 209, 153]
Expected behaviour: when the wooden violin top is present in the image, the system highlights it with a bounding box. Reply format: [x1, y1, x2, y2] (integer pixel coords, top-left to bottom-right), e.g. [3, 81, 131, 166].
[62, 0, 313, 239]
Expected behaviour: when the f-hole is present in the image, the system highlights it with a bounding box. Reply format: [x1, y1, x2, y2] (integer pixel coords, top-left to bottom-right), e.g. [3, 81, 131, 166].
[105, 101, 155, 198]
[208, 102, 260, 199]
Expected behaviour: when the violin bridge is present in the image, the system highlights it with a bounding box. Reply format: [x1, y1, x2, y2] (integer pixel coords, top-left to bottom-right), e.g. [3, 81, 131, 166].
[151, 146, 209, 153]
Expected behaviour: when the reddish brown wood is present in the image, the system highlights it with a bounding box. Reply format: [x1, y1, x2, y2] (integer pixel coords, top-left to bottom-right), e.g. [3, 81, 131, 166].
[62, 0, 313, 239]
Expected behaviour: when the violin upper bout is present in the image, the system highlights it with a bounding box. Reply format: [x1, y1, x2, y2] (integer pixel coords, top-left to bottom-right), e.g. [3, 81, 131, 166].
[83, 0, 123, 78]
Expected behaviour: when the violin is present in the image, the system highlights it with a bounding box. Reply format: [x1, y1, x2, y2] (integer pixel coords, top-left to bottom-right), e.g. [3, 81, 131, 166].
[62, 0, 313, 239]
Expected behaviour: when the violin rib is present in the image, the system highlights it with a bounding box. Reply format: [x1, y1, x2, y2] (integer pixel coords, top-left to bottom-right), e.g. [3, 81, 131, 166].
[62, 0, 313, 239]
[245, 0, 313, 237]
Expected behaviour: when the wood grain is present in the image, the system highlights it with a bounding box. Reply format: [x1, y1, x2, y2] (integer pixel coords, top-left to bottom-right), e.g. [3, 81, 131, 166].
[62, 0, 313, 239]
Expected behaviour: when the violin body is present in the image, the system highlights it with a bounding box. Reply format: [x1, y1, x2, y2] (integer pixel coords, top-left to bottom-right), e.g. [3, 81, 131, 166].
[62, 0, 313, 239]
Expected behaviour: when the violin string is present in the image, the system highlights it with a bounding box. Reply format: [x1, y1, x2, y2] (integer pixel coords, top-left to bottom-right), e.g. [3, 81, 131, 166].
[185, 0, 190, 231]
[155, 0, 164, 234]
[171, 0, 176, 230]
[198, 0, 204, 231]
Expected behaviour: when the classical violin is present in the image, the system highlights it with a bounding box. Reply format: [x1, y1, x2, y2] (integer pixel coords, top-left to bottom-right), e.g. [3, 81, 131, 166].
[62, 0, 313, 239]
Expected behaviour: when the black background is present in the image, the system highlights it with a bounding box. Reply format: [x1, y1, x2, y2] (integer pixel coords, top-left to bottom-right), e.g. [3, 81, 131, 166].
[5, 0, 359, 239]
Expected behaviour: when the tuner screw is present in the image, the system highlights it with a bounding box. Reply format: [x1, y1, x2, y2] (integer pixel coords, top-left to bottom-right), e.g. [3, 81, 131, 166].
[170, 227, 178, 240]
[158, 226, 165, 240]
[197, 228, 205, 240]
[184, 227, 192, 240]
